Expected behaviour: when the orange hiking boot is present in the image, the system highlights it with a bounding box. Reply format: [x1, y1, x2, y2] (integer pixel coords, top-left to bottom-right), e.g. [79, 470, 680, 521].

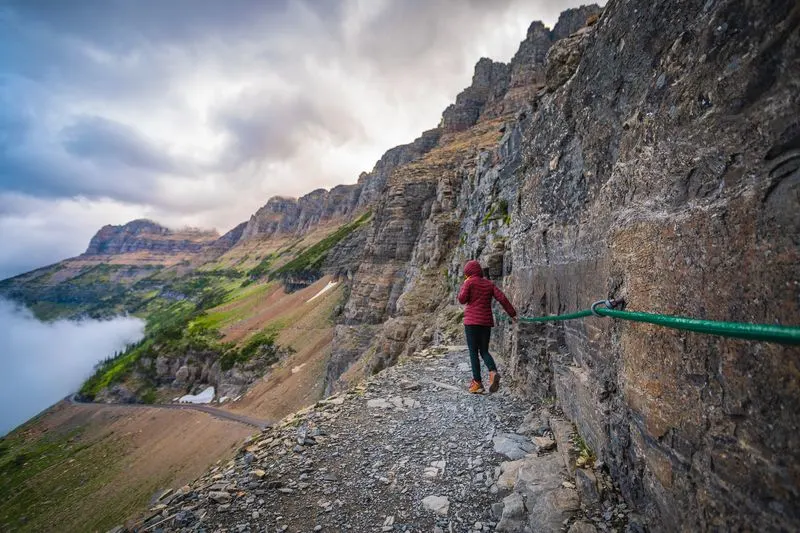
[468, 380, 485, 394]
[489, 371, 501, 393]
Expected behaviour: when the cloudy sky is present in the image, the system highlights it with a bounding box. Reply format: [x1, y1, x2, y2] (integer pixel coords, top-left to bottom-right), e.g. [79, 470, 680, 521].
[0, 0, 584, 279]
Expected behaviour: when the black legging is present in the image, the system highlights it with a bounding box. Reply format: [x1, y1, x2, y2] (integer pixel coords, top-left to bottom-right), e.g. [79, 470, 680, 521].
[464, 325, 497, 382]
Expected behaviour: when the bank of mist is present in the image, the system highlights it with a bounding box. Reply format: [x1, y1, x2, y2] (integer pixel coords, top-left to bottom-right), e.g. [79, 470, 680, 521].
[0, 299, 145, 436]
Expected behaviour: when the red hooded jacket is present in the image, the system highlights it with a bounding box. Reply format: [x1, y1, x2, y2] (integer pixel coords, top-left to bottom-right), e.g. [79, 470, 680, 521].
[458, 260, 517, 326]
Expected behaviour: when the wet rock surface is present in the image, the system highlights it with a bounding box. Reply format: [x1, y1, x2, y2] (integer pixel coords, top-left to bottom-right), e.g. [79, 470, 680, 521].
[132, 348, 632, 532]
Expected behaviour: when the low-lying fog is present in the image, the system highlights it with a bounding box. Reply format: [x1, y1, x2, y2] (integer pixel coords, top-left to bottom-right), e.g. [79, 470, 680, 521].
[0, 299, 145, 436]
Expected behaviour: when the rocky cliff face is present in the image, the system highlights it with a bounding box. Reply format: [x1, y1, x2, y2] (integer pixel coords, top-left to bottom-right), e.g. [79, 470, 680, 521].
[239, 187, 363, 241]
[441, 58, 511, 133]
[323, 2, 800, 531]
[494, 2, 799, 530]
[97, 344, 288, 404]
[357, 128, 442, 210]
[84, 219, 220, 256]
[207, 222, 248, 255]
[443, 5, 603, 129]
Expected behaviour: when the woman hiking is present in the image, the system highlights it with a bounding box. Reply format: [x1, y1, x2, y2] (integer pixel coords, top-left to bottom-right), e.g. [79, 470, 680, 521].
[457, 260, 517, 394]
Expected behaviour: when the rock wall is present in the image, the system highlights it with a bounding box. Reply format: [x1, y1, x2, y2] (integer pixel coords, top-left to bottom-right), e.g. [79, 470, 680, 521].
[208, 222, 247, 254]
[240, 194, 325, 241]
[324, 1, 800, 531]
[441, 58, 511, 133]
[482, 1, 799, 531]
[356, 128, 442, 210]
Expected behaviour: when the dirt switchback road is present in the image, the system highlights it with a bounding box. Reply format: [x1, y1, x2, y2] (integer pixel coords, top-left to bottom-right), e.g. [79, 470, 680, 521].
[67, 395, 270, 430]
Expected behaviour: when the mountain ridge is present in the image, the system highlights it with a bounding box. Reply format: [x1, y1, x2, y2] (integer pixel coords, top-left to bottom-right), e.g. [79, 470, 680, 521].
[83, 219, 220, 256]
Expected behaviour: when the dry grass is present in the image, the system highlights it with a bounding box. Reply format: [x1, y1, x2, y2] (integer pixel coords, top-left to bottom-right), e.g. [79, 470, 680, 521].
[1, 402, 251, 533]
[205, 236, 294, 272]
[0, 277, 344, 532]
[221, 277, 344, 420]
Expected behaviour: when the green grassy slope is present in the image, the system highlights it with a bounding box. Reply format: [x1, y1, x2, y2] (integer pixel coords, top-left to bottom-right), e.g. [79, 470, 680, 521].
[75, 213, 370, 402]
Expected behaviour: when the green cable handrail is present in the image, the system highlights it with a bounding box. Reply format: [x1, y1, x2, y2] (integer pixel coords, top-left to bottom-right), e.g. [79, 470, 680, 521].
[496, 299, 800, 345]
[516, 309, 593, 322]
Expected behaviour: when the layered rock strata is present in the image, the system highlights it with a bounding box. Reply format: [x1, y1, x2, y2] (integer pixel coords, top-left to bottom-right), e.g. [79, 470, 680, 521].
[495, 1, 800, 530]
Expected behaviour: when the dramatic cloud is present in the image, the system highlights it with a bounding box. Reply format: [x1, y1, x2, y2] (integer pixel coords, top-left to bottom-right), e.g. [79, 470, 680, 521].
[61, 115, 186, 174]
[0, 0, 594, 278]
[213, 90, 367, 170]
[0, 299, 145, 436]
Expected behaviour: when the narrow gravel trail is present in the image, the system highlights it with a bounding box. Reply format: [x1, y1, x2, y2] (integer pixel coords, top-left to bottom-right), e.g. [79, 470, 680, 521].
[132, 346, 633, 533]
[147, 346, 528, 532]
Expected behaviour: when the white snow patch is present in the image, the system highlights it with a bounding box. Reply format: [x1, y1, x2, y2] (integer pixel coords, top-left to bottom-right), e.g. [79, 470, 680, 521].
[306, 281, 338, 303]
[179, 386, 215, 404]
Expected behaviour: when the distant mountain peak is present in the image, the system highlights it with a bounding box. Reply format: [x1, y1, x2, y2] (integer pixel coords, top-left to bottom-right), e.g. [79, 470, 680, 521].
[83, 219, 218, 256]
